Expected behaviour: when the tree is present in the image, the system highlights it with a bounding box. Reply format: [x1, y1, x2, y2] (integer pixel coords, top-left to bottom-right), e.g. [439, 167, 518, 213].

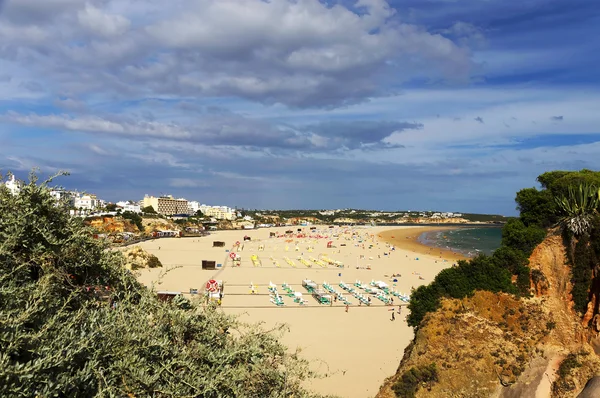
[0, 172, 323, 397]
[105, 203, 118, 212]
[141, 205, 157, 214]
[194, 209, 204, 217]
[121, 210, 144, 232]
[554, 183, 599, 236]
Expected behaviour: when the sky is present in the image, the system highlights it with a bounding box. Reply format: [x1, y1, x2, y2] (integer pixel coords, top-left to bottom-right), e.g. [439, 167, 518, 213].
[0, 0, 598, 215]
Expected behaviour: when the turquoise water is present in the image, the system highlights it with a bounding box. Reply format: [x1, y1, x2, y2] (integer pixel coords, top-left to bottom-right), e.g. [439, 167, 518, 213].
[418, 227, 503, 257]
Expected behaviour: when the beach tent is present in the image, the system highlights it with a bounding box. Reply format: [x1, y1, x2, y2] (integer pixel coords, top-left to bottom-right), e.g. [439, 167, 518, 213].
[212, 241, 225, 247]
[270, 232, 276, 237]
[243, 236, 252, 241]
[202, 260, 216, 270]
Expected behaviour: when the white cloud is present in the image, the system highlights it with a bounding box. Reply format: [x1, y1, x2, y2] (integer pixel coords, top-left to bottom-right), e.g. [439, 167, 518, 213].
[77, 5, 131, 38]
[0, 0, 473, 107]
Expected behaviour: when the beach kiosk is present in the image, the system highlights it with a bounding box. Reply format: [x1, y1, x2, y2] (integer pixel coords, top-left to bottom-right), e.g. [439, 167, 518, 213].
[204, 279, 223, 304]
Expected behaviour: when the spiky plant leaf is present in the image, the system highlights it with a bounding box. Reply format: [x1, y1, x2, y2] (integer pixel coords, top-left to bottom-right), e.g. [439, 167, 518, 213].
[554, 183, 599, 236]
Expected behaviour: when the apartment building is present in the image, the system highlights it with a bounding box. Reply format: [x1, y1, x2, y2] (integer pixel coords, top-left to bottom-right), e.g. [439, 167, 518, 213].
[143, 195, 188, 215]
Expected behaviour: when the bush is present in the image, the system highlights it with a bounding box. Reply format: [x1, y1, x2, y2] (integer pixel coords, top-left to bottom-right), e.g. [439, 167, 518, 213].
[392, 363, 438, 397]
[500, 219, 546, 255]
[0, 172, 323, 397]
[121, 210, 144, 232]
[407, 255, 515, 327]
[571, 234, 595, 313]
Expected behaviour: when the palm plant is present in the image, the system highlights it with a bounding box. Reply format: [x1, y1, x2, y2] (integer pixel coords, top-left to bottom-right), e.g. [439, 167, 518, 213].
[554, 183, 599, 236]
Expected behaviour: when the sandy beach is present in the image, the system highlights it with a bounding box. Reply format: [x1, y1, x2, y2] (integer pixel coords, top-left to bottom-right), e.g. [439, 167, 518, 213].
[134, 225, 462, 397]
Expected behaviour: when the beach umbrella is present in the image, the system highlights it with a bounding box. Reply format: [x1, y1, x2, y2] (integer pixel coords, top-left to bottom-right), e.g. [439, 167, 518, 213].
[206, 279, 219, 292]
[229, 252, 237, 259]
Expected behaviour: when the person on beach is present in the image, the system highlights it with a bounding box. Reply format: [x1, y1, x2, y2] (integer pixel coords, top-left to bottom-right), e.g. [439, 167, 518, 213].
[398, 306, 402, 314]
[391, 312, 395, 321]
[345, 304, 349, 313]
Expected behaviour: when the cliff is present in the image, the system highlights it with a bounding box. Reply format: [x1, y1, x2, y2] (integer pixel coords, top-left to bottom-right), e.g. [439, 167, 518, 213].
[122, 246, 162, 270]
[378, 234, 600, 398]
[85, 216, 139, 234]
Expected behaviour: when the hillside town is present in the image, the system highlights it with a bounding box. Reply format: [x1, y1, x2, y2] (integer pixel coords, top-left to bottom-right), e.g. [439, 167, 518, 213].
[1, 175, 507, 243]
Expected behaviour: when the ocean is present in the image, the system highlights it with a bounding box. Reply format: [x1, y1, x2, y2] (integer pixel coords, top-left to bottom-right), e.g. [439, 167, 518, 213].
[418, 227, 503, 257]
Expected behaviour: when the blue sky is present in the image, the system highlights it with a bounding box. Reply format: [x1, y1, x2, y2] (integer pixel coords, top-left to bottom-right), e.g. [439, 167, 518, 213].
[0, 0, 598, 215]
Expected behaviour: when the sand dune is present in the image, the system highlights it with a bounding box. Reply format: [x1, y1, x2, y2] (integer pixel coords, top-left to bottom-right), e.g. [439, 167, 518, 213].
[135, 225, 458, 398]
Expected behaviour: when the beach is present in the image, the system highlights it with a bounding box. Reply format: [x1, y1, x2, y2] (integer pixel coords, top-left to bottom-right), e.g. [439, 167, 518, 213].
[134, 225, 461, 397]
[379, 227, 468, 262]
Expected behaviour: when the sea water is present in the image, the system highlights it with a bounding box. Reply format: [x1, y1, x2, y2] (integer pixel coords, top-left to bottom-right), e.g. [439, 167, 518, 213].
[418, 227, 503, 257]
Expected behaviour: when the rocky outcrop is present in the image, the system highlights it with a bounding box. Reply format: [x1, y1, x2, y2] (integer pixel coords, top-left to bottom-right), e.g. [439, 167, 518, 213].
[86, 216, 139, 234]
[123, 246, 162, 270]
[378, 234, 600, 398]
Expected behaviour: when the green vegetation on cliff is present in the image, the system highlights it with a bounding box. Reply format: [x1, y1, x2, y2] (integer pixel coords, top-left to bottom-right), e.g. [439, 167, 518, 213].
[0, 172, 325, 397]
[408, 169, 600, 328]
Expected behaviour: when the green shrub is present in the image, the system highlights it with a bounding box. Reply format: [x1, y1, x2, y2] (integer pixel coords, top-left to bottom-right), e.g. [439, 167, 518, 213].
[0, 172, 323, 398]
[392, 363, 438, 397]
[407, 255, 515, 327]
[500, 219, 546, 254]
[557, 354, 581, 378]
[121, 210, 144, 232]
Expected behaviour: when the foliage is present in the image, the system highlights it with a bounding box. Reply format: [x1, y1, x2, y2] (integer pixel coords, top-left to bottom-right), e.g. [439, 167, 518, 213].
[0, 172, 325, 398]
[407, 255, 515, 327]
[121, 210, 144, 232]
[105, 203, 118, 212]
[539, 169, 600, 197]
[500, 219, 547, 254]
[570, 234, 595, 314]
[391, 363, 438, 398]
[557, 353, 581, 378]
[142, 205, 157, 214]
[408, 175, 554, 328]
[517, 170, 600, 228]
[554, 183, 599, 236]
[515, 188, 557, 228]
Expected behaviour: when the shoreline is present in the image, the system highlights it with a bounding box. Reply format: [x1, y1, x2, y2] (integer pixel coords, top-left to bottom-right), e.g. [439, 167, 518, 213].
[378, 227, 469, 262]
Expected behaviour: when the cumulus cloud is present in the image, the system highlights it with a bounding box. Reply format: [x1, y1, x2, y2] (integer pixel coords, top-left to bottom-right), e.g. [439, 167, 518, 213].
[0, 0, 473, 108]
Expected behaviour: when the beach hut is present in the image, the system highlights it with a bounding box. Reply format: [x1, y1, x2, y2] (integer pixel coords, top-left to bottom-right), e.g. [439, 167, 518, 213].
[212, 241, 225, 247]
[202, 260, 216, 270]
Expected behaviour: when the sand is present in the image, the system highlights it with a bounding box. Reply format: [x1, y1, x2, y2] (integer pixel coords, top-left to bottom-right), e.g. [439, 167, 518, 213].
[134, 225, 461, 398]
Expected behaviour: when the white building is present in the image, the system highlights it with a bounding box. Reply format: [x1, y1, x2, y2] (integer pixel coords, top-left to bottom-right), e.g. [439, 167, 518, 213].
[116, 201, 141, 213]
[3, 175, 22, 195]
[188, 200, 201, 215]
[199, 204, 237, 220]
[75, 194, 99, 211]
